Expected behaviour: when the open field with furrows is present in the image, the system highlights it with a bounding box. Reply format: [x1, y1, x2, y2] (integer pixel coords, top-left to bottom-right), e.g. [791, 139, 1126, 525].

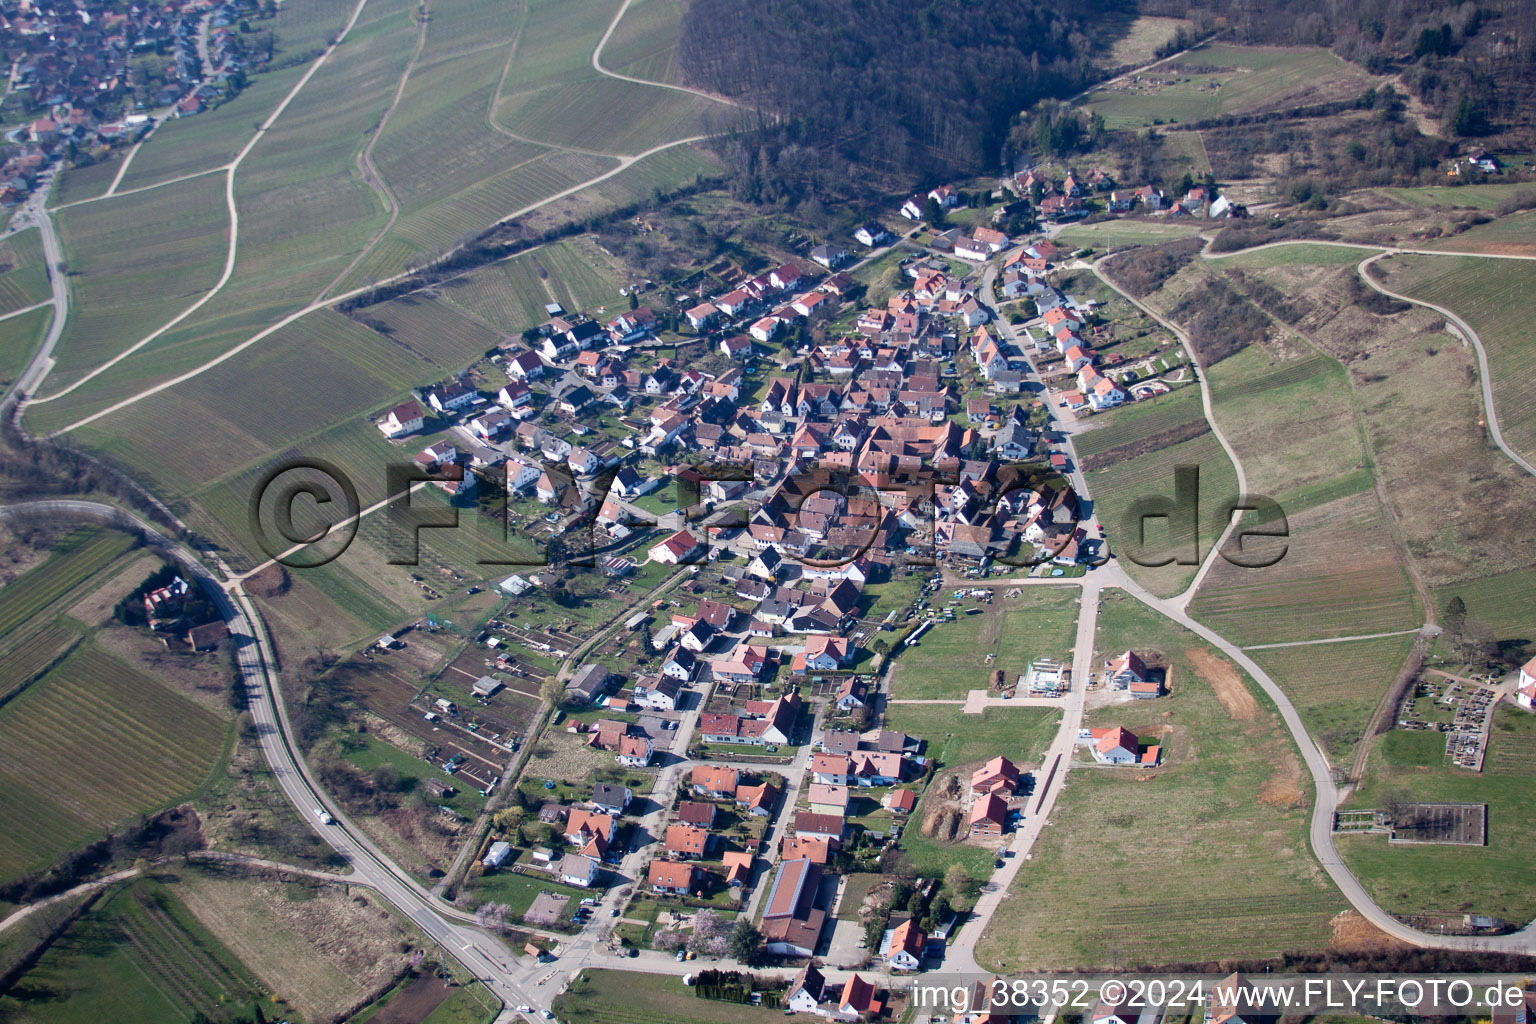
[600, 0, 687, 84]
[1205, 346, 1371, 512]
[0, 646, 230, 884]
[1427, 210, 1536, 256]
[1230, 257, 1536, 586]
[62, 309, 434, 505]
[0, 528, 134, 652]
[391, 149, 618, 255]
[1369, 254, 1536, 462]
[1189, 490, 1422, 647]
[1086, 429, 1239, 598]
[1484, 705, 1536, 777]
[518, 142, 722, 236]
[113, 73, 310, 192]
[1083, 44, 1379, 129]
[353, 291, 507, 366]
[35, 172, 228, 396]
[1251, 633, 1416, 768]
[882, 703, 1060, 877]
[0, 306, 52, 392]
[49, 158, 122, 206]
[1377, 182, 1536, 211]
[1054, 220, 1202, 250]
[976, 590, 1343, 971]
[1210, 243, 1371, 268]
[499, 0, 625, 93]
[0, 878, 269, 1024]
[1072, 383, 1204, 461]
[890, 589, 1078, 699]
[493, 53, 720, 155]
[439, 246, 570, 329]
[0, 228, 52, 315]
[1340, 726, 1536, 923]
[111, 0, 360, 188]
[533, 236, 634, 314]
[554, 970, 795, 1024]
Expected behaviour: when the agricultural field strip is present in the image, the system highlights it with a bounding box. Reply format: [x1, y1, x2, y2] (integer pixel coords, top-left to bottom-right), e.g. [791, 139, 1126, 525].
[313, 0, 433, 301]
[24, 0, 738, 434]
[45, 131, 716, 437]
[30, 0, 377, 407]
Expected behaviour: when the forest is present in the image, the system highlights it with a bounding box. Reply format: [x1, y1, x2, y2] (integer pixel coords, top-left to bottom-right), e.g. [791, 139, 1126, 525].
[679, 0, 1123, 203]
[678, 0, 1535, 207]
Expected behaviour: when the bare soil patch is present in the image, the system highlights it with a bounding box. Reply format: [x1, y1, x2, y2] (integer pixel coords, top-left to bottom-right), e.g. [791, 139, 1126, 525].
[1185, 647, 1257, 721]
[64, 552, 162, 626]
[1328, 909, 1415, 953]
[369, 974, 454, 1023]
[1258, 750, 1306, 809]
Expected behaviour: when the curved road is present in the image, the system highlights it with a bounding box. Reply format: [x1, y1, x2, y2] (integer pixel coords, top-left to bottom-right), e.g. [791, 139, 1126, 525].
[972, 259, 1536, 956]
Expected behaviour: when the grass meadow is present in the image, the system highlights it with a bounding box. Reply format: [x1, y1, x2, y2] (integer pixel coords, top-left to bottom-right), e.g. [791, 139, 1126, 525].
[1339, 719, 1536, 923]
[1251, 633, 1416, 767]
[1371, 254, 1536, 462]
[975, 590, 1342, 970]
[889, 589, 1079, 699]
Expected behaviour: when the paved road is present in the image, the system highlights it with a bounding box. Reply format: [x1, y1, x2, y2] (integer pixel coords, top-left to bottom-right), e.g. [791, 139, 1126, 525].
[1, 177, 67, 415]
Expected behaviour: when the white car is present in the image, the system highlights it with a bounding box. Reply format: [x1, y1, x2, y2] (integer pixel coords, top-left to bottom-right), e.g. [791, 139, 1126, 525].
[516, 1005, 532, 1014]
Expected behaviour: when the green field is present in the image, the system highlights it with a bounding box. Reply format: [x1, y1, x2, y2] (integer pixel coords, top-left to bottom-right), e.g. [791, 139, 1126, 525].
[1377, 182, 1536, 210]
[1339, 724, 1536, 922]
[49, 158, 123, 206]
[885, 703, 1060, 876]
[975, 590, 1343, 970]
[0, 646, 230, 883]
[0, 305, 52, 393]
[1369, 254, 1536, 462]
[0, 228, 53, 315]
[1189, 490, 1423, 646]
[599, 0, 687, 84]
[1431, 568, 1536, 645]
[1086, 429, 1240, 598]
[1205, 345, 1370, 510]
[0, 878, 267, 1024]
[1083, 44, 1372, 129]
[38, 172, 229, 397]
[1054, 220, 1202, 249]
[1251, 633, 1416, 767]
[890, 589, 1078, 699]
[1208, 242, 1371, 268]
[554, 970, 793, 1024]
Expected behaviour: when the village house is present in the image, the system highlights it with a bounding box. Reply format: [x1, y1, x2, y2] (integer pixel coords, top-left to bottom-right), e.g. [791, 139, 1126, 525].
[762, 858, 827, 957]
[691, 764, 739, 799]
[648, 859, 699, 895]
[886, 918, 926, 971]
[664, 823, 710, 859]
[377, 400, 425, 438]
